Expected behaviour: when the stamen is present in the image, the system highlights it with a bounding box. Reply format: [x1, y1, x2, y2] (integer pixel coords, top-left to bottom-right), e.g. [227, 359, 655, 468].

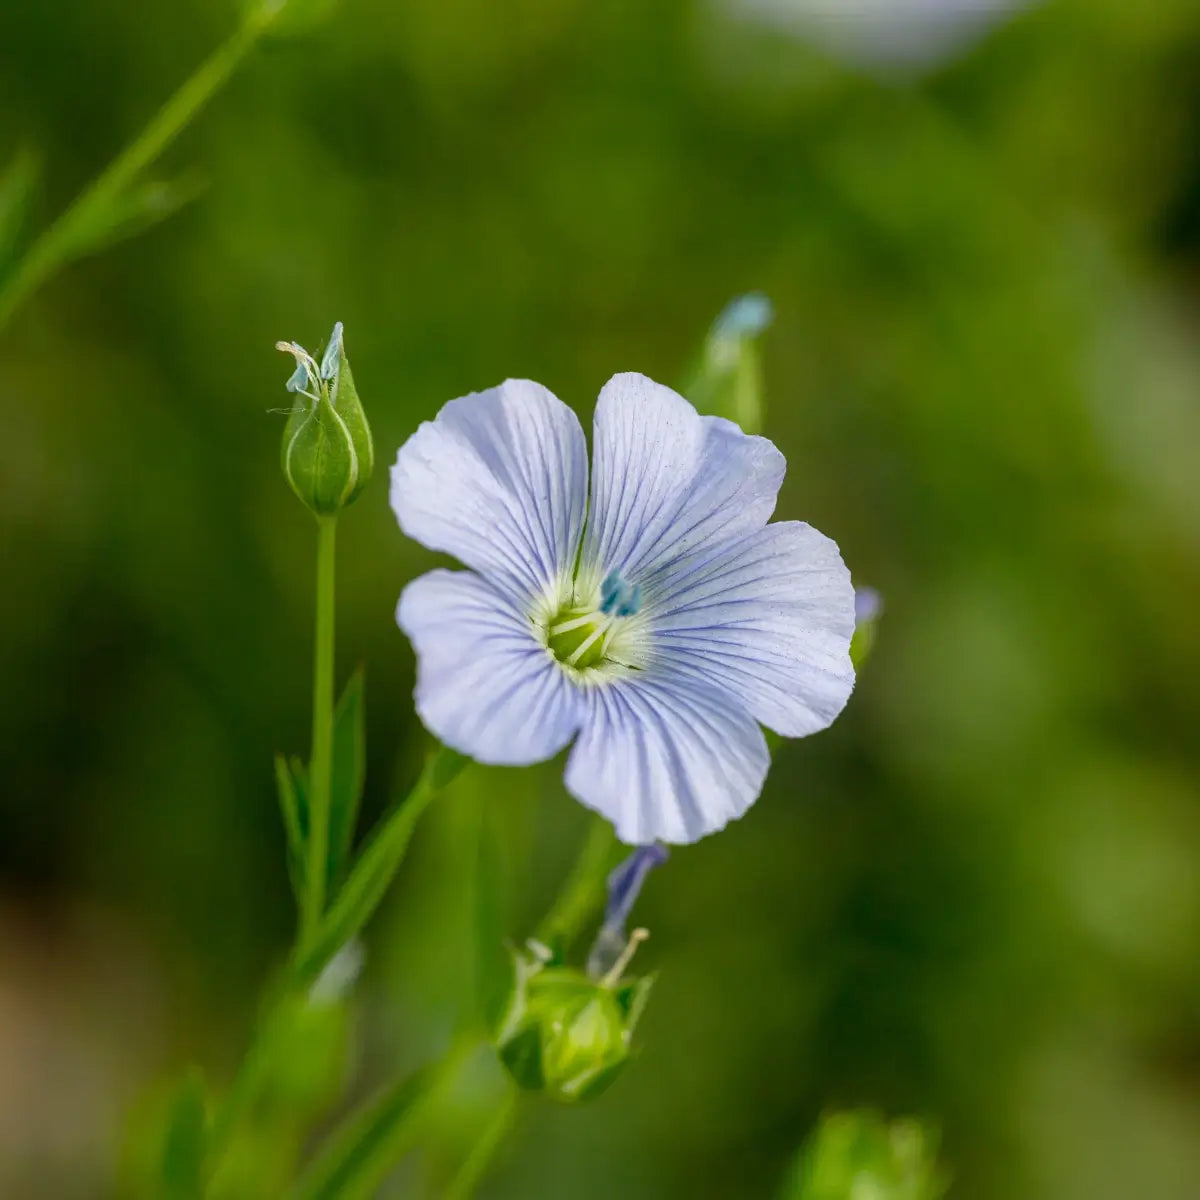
[566, 616, 612, 667]
[600, 928, 649, 989]
[549, 613, 596, 637]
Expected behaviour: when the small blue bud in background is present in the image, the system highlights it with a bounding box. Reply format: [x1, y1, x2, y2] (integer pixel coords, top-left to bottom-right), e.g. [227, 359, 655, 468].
[850, 586, 883, 669]
[278, 322, 374, 516]
[683, 292, 774, 434]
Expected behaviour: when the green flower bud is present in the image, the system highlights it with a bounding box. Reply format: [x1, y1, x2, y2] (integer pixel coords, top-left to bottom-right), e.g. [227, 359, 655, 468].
[278, 322, 374, 515]
[495, 935, 653, 1104]
[782, 1109, 948, 1200]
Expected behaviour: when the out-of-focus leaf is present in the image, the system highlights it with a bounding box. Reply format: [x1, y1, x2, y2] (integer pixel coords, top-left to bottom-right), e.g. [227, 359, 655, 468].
[159, 1068, 208, 1200]
[781, 1110, 949, 1200]
[0, 148, 39, 274]
[291, 744, 468, 987]
[327, 667, 366, 890]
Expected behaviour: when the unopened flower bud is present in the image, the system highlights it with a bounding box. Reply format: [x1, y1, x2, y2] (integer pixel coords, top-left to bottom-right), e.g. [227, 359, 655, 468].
[850, 586, 883, 668]
[278, 322, 374, 515]
[683, 292, 774, 434]
[495, 937, 653, 1103]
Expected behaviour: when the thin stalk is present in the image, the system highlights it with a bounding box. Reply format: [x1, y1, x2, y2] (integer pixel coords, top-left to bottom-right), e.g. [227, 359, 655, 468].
[304, 515, 338, 940]
[535, 816, 619, 950]
[0, 8, 272, 329]
[444, 1089, 519, 1200]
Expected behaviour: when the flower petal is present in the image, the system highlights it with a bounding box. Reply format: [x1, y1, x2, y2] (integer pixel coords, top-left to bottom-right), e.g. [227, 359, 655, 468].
[391, 380, 588, 605]
[564, 672, 770, 844]
[581, 372, 784, 596]
[648, 521, 855, 738]
[398, 569, 584, 764]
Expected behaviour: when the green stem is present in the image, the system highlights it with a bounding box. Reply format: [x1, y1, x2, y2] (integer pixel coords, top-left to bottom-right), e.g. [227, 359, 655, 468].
[0, 8, 272, 329]
[535, 816, 620, 951]
[444, 1088, 519, 1200]
[304, 515, 338, 940]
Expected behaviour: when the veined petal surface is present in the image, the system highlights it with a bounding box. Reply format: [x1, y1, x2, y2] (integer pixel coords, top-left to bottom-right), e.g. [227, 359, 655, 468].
[398, 569, 584, 765]
[649, 521, 855, 737]
[581, 373, 785, 596]
[564, 671, 770, 844]
[391, 380, 588, 605]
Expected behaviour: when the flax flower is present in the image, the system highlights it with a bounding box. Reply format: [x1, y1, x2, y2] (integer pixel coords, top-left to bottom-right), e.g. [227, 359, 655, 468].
[391, 373, 854, 843]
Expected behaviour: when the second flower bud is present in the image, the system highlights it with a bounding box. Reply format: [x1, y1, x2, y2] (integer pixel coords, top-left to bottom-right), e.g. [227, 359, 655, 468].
[278, 322, 374, 516]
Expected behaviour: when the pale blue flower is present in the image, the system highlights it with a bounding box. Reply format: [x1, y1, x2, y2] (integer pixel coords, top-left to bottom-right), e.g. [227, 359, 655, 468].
[391, 373, 855, 844]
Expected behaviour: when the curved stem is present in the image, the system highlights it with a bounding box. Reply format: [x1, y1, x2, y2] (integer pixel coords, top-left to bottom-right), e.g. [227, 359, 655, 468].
[304, 515, 338, 940]
[535, 817, 619, 951]
[0, 10, 273, 329]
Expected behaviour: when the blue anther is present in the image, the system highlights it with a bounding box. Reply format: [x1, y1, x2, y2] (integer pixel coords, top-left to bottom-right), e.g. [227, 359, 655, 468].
[599, 571, 640, 618]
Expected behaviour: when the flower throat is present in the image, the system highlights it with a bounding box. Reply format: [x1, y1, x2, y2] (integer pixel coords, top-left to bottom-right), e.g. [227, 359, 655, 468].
[545, 571, 640, 670]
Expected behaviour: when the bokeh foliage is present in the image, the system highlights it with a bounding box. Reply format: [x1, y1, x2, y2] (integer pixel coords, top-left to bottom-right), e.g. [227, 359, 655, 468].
[2, 0, 1199, 1196]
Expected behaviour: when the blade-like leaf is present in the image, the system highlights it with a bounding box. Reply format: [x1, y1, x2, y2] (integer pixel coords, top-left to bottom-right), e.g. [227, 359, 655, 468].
[274, 753, 307, 905]
[159, 1068, 208, 1200]
[327, 667, 366, 890]
[291, 745, 467, 987]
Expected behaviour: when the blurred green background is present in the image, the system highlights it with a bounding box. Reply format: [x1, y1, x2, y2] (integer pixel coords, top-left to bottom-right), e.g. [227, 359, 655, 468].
[3, 0, 1200, 1196]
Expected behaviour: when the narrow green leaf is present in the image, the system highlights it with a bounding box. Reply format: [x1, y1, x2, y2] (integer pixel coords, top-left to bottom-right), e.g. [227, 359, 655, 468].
[290, 754, 311, 837]
[291, 745, 465, 987]
[327, 667, 366, 890]
[0, 149, 39, 275]
[159, 1068, 208, 1200]
[274, 753, 307, 905]
[290, 1056, 454, 1200]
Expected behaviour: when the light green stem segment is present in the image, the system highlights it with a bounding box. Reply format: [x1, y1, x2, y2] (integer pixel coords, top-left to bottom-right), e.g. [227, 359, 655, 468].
[0, 9, 272, 329]
[536, 817, 620, 950]
[304, 515, 338, 940]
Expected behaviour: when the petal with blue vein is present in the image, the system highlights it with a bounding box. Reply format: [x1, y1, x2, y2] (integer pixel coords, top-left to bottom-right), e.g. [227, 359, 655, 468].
[564, 670, 769, 844]
[398, 569, 585, 765]
[648, 521, 855, 738]
[391, 380, 588, 606]
[581, 373, 785, 596]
